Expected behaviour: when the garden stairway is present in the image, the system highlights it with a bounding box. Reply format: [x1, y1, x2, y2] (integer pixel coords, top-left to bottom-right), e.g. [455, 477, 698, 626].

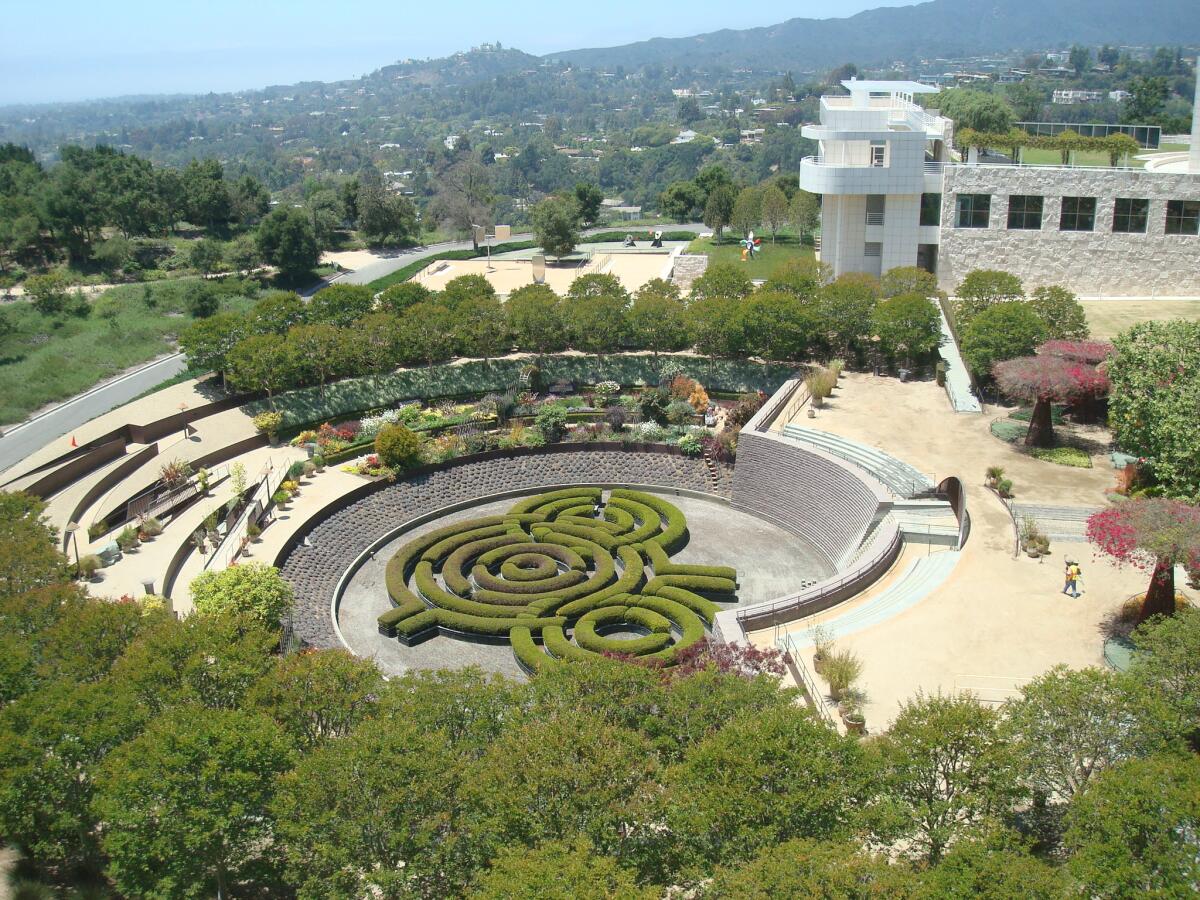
[779, 424, 935, 499]
[937, 306, 983, 414]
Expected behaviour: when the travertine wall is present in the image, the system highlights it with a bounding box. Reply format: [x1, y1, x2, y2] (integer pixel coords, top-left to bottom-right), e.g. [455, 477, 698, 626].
[937, 166, 1200, 296]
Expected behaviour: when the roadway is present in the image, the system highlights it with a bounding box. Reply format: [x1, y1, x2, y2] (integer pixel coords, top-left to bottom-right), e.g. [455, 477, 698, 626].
[0, 224, 705, 475]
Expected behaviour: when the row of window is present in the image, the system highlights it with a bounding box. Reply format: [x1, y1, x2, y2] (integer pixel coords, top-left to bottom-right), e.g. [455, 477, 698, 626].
[951, 193, 1200, 235]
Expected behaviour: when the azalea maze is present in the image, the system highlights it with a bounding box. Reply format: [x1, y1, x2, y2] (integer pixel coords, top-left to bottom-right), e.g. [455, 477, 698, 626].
[376, 488, 737, 671]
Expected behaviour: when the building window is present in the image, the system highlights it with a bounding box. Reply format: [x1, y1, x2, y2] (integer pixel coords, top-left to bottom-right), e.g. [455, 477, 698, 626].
[1060, 196, 1097, 232]
[1007, 195, 1043, 230]
[955, 194, 990, 228]
[920, 193, 941, 227]
[870, 142, 886, 167]
[1165, 199, 1200, 235]
[864, 242, 882, 258]
[865, 195, 885, 226]
[1112, 198, 1149, 233]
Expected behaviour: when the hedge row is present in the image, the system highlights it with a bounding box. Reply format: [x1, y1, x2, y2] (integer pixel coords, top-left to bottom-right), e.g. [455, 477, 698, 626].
[511, 625, 557, 673]
[642, 541, 737, 581]
[644, 573, 737, 597]
[610, 489, 689, 552]
[509, 488, 603, 516]
[574, 606, 672, 656]
[246, 354, 795, 429]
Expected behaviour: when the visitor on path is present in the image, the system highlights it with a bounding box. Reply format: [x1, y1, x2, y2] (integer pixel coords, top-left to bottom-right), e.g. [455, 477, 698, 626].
[1062, 560, 1081, 598]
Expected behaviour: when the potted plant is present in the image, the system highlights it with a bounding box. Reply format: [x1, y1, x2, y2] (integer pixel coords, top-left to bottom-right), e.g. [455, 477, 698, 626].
[192, 529, 208, 553]
[247, 521, 262, 542]
[88, 522, 108, 542]
[253, 411, 284, 445]
[139, 517, 164, 541]
[116, 526, 140, 553]
[239, 535, 252, 558]
[78, 554, 102, 582]
[809, 625, 834, 675]
[273, 489, 291, 509]
[303, 460, 317, 479]
[986, 465, 1004, 489]
[842, 698, 866, 735]
[196, 466, 211, 496]
[312, 454, 326, 473]
[281, 479, 300, 498]
[823, 648, 864, 703]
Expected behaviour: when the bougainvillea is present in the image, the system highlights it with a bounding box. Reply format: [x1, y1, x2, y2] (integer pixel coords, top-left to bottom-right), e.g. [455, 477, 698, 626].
[1086, 498, 1200, 622]
[993, 347, 1110, 447]
[1037, 339, 1115, 366]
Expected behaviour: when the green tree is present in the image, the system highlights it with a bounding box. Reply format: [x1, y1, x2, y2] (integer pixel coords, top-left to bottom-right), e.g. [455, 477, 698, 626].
[877, 693, 1019, 862]
[468, 838, 653, 900]
[818, 273, 881, 357]
[92, 235, 134, 273]
[659, 180, 703, 222]
[181, 158, 233, 231]
[689, 261, 753, 302]
[248, 649, 383, 751]
[960, 302, 1047, 377]
[881, 265, 939, 299]
[686, 294, 743, 359]
[23, 272, 69, 316]
[1106, 320, 1200, 498]
[531, 194, 580, 260]
[356, 174, 417, 246]
[345, 311, 406, 376]
[705, 839, 918, 899]
[936, 89, 1015, 133]
[226, 333, 300, 406]
[226, 233, 262, 275]
[92, 705, 294, 899]
[273, 715, 463, 898]
[248, 290, 305, 335]
[628, 279, 689, 356]
[183, 280, 218, 318]
[759, 185, 789, 244]
[766, 256, 830, 300]
[789, 190, 820, 244]
[955, 269, 1025, 327]
[189, 562, 294, 629]
[188, 238, 224, 277]
[730, 186, 762, 238]
[573, 182, 604, 226]
[0, 493, 67, 602]
[563, 292, 628, 362]
[678, 96, 703, 125]
[1125, 76, 1169, 122]
[920, 832, 1066, 899]
[377, 281, 433, 316]
[257, 206, 319, 282]
[659, 705, 870, 877]
[440, 273, 497, 311]
[703, 184, 737, 240]
[455, 294, 510, 361]
[1126, 607, 1200, 745]
[507, 283, 567, 355]
[1065, 753, 1200, 897]
[400, 301, 457, 366]
[230, 174, 270, 226]
[178, 312, 246, 386]
[738, 290, 822, 364]
[305, 282, 374, 328]
[873, 294, 945, 367]
[1028, 285, 1089, 340]
[286, 322, 348, 395]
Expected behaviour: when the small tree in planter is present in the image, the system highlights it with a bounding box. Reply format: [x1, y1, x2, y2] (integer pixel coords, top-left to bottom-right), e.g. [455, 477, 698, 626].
[985, 466, 1004, 490]
[116, 526, 140, 553]
[139, 517, 164, 541]
[808, 624, 835, 674]
[823, 648, 864, 703]
[253, 411, 284, 445]
[993, 348, 1110, 448]
[79, 554, 102, 581]
[1087, 498, 1200, 623]
[375, 424, 424, 470]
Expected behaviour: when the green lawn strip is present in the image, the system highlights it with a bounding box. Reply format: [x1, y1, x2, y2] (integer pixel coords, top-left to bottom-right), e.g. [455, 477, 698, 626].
[1028, 446, 1093, 468]
[684, 234, 814, 279]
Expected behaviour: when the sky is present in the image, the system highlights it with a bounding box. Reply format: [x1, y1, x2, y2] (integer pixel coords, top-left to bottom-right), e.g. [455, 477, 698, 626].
[0, 0, 923, 106]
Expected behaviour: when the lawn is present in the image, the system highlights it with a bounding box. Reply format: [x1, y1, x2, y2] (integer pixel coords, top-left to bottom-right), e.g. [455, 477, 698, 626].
[0, 278, 258, 425]
[1081, 299, 1200, 340]
[686, 234, 815, 279]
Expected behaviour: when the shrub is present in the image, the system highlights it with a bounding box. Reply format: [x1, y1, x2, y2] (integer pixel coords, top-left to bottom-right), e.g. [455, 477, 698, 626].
[189, 562, 295, 628]
[78, 554, 101, 579]
[997, 478, 1014, 498]
[535, 404, 569, 443]
[1029, 446, 1092, 468]
[253, 411, 283, 437]
[140, 516, 164, 537]
[374, 423, 424, 470]
[823, 648, 863, 701]
[593, 380, 620, 407]
[665, 400, 696, 426]
[639, 386, 671, 425]
[116, 526, 140, 552]
[287, 460, 306, 480]
[677, 432, 703, 456]
[727, 390, 768, 428]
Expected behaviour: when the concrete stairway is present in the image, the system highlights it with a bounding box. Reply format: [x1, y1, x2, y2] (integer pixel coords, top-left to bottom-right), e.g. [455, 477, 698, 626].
[937, 306, 983, 414]
[780, 424, 934, 498]
[812, 550, 960, 640]
[1010, 504, 1101, 542]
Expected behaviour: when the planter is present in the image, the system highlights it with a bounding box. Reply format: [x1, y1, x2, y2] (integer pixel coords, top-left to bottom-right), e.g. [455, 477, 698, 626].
[843, 712, 866, 734]
[807, 408, 816, 418]
[813, 652, 827, 675]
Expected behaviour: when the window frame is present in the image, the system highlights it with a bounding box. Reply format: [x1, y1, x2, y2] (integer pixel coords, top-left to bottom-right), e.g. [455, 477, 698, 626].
[955, 193, 991, 229]
[1006, 194, 1044, 230]
[1059, 196, 1097, 232]
[920, 193, 941, 227]
[1112, 198, 1149, 234]
[1165, 199, 1200, 236]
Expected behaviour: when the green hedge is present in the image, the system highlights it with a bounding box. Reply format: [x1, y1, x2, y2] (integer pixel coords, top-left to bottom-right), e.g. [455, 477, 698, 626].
[509, 488, 602, 516]
[471, 563, 587, 595]
[603, 496, 663, 547]
[647, 586, 720, 625]
[611, 489, 689, 552]
[511, 625, 556, 673]
[574, 606, 672, 656]
[625, 606, 672, 633]
[643, 541, 737, 580]
[432, 611, 566, 637]
[542, 625, 600, 662]
[414, 561, 533, 618]
[377, 599, 426, 636]
[246, 355, 795, 429]
[443, 534, 530, 596]
[499, 556, 557, 581]
[644, 573, 736, 597]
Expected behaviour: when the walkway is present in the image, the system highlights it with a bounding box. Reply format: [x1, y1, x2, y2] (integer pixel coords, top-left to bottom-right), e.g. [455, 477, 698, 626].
[779, 423, 934, 498]
[1010, 503, 1102, 542]
[937, 306, 983, 414]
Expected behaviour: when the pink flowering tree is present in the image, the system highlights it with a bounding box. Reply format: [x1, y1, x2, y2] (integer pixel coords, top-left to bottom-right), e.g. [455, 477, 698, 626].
[993, 343, 1111, 447]
[1086, 498, 1200, 622]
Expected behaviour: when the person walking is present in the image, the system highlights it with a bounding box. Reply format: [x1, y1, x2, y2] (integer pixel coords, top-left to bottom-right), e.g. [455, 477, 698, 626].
[1062, 560, 1080, 598]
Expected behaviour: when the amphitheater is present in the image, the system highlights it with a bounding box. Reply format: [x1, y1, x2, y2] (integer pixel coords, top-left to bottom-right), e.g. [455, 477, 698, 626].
[0, 353, 1147, 729]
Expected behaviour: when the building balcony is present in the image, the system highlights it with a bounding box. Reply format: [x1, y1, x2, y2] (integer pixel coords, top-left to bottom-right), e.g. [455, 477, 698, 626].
[800, 156, 929, 195]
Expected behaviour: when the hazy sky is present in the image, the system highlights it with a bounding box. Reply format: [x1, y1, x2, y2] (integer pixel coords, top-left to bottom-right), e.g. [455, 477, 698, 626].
[1, 0, 923, 106]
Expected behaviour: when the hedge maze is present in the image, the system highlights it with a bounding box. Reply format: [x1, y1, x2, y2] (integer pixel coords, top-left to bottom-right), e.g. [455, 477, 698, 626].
[377, 488, 737, 671]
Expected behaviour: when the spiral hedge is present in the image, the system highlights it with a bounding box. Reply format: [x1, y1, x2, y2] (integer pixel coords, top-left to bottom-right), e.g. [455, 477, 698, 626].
[377, 488, 737, 671]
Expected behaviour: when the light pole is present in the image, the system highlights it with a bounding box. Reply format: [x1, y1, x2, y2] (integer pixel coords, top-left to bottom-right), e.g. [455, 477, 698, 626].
[179, 402, 190, 442]
[65, 521, 81, 571]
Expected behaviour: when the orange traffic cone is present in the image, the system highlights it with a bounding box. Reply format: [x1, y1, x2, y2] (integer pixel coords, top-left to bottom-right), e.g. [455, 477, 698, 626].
[69, 435, 77, 447]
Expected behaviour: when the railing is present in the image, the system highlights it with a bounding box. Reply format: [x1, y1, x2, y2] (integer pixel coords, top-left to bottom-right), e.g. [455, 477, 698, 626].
[204, 456, 289, 571]
[865, 212, 884, 226]
[127, 463, 230, 525]
[948, 159, 1145, 173]
[777, 632, 837, 729]
[924, 161, 945, 174]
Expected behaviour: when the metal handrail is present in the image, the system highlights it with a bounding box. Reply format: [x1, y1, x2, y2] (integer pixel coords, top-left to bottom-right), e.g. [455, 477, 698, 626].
[778, 632, 837, 729]
[204, 457, 288, 571]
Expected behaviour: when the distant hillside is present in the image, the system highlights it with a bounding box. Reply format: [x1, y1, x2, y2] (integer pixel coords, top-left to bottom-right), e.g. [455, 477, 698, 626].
[552, 0, 1200, 72]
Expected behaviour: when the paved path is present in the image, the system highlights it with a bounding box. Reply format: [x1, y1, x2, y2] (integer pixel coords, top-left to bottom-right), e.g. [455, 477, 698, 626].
[0, 353, 187, 476]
